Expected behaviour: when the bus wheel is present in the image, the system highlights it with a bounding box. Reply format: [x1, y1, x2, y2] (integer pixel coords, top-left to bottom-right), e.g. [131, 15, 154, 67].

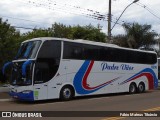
[60, 86, 74, 101]
[129, 83, 137, 94]
[138, 82, 145, 93]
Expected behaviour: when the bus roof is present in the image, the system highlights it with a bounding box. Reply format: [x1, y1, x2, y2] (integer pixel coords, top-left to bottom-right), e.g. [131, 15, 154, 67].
[23, 37, 157, 54]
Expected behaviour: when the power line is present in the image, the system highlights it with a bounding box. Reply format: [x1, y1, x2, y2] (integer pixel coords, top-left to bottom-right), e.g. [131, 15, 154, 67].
[112, 0, 160, 26]
[47, 0, 102, 15]
[1, 0, 124, 32]
[135, 2, 160, 21]
[27, 0, 106, 21]
[0, 14, 45, 24]
[128, 0, 160, 22]
[12, 0, 122, 25]
[12, 26, 36, 30]
[26, 1, 123, 25]
[45, 0, 106, 18]
[14, 0, 113, 24]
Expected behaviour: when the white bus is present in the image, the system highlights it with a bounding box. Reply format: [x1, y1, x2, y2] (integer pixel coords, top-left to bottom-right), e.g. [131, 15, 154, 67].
[3, 37, 158, 101]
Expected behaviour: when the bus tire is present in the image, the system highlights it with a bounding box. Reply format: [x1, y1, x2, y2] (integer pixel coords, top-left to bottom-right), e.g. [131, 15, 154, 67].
[60, 85, 74, 101]
[138, 82, 145, 93]
[129, 83, 137, 94]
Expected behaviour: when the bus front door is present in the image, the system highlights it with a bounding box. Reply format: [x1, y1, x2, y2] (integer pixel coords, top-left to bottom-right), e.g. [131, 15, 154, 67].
[33, 62, 49, 100]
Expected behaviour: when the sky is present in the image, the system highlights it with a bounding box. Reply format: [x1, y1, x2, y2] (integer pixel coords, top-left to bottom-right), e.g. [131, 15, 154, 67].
[1, 0, 160, 36]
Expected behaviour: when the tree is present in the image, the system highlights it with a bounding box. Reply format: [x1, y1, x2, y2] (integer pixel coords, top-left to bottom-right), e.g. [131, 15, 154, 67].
[72, 24, 106, 42]
[21, 23, 106, 43]
[0, 21, 107, 69]
[0, 18, 20, 68]
[52, 23, 73, 39]
[21, 28, 53, 41]
[122, 22, 158, 49]
[112, 34, 129, 48]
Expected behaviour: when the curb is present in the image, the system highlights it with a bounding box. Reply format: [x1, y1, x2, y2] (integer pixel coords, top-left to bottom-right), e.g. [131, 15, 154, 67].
[0, 87, 9, 92]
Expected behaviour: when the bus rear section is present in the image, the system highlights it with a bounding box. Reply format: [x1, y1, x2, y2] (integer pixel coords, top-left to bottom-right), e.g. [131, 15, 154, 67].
[158, 58, 160, 86]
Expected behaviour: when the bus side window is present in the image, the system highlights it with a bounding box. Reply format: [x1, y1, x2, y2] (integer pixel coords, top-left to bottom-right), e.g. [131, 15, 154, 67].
[63, 42, 83, 60]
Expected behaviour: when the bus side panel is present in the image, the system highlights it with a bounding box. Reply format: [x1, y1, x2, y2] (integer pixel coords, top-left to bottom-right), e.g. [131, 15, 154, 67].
[47, 60, 68, 99]
[64, 60, 158, 97]
[47, 59, 158, 99]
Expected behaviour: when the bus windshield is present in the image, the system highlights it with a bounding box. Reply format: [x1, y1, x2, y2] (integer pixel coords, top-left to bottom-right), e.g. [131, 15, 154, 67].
[15, 40, 41, 59]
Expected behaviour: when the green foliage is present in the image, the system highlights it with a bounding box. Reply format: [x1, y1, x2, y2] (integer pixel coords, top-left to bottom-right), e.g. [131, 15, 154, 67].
[122, 22, 158, 49]
[20, 23, 106, 42]
[21, 28, 53, 41]
[51, 23, 73, 38]
[72, 24, 106, 42]
[0, 20, 106, 69]
[0, 18, 21, 68]
[113, 22, 158, 51]
[112, 34, 129, 48]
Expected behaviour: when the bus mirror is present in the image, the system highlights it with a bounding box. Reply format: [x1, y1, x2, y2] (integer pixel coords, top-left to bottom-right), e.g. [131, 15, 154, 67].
[2, 62, 13, 75]
[22, 60, 33, 77]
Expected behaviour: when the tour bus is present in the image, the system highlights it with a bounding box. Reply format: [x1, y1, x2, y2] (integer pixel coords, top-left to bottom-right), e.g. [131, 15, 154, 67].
[3, 37, 158, 101]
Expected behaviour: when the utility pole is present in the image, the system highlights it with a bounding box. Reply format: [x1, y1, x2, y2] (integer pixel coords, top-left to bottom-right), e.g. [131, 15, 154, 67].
[108, 0, 112, 42]
[108, 0, 139, 43]
[111, 0, 139, 32]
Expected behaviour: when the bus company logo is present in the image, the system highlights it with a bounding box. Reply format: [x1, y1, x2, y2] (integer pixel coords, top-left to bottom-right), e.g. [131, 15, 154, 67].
[1, 112, 42, 118]
[101, 63, 119, 71]
[101, 63, 134, 71]
[2, 112, 11, 117]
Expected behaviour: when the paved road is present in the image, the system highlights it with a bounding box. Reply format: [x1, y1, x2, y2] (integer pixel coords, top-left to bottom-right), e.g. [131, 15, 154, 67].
[0, 90, 160, 120]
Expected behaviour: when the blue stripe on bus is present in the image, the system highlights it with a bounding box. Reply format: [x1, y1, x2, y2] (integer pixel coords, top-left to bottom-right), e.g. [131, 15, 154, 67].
[120, 68, 158, 89]
[73, 60, 119, 95]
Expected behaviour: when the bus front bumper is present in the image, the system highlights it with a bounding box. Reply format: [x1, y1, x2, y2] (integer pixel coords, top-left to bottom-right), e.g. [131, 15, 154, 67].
[9, 91, 34, 101]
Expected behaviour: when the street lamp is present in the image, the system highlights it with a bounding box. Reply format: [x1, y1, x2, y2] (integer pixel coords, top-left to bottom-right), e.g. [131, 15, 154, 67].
[109, 0, 139, 41]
